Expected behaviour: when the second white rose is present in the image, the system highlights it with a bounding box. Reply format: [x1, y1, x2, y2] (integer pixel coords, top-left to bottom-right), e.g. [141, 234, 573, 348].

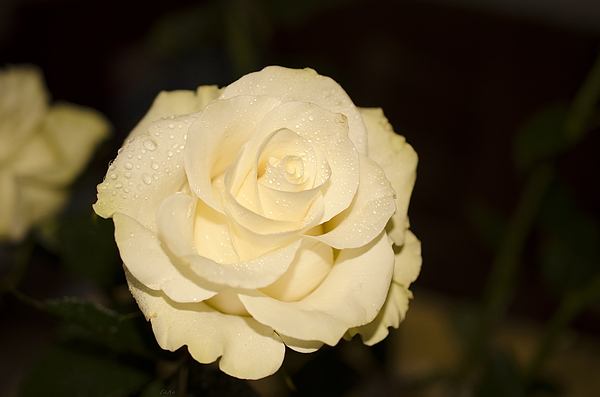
[94, 66, 421, 379]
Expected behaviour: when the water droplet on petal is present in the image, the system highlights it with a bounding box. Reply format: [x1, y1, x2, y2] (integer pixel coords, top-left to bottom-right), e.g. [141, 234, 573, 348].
[143, 139, 156, 151]
[141, 173, 152, 185]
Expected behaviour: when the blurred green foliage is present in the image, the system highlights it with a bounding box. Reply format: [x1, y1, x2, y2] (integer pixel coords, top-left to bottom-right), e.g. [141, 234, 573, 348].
[514, 104, 569, 169]
[539, 181, 600, 295]
[58, 213, 122, 288]
[20, 344, 151, 397]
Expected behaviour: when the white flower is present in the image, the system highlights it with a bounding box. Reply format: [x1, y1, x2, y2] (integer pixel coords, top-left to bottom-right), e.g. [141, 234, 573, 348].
[0, 65, 110, 241]
[94, 66, 420, 379]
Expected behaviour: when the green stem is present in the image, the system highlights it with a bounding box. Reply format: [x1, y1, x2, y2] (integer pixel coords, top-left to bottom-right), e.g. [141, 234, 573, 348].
[526, 272, 600, 381]
[458, 162, 553, 378]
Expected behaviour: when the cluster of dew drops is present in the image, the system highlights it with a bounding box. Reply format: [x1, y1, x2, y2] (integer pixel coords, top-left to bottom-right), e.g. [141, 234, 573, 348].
[96, 114, 199, 211]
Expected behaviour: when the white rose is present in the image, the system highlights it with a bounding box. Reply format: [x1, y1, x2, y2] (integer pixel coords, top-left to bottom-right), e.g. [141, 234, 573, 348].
[94, 66, 421, 379]
[0, 65, 109, 241]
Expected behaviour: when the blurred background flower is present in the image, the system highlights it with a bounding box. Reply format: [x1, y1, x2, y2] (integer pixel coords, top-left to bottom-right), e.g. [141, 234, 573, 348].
[0, 0, 599, 396]
[0, 65, 109, 242]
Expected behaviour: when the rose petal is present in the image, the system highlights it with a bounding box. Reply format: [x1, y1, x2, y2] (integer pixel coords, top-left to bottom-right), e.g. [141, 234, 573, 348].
[239, 232, 394, 345]
[235, 101, 359, 222]
[279, 335, 324, 354]
[157, 193, 304, 288]
[259, 239, 334, 302]
[312, 154, 396, 249]
[347, 230, 421, 345]
[393, 229, 422, 287]
[0, 170, 19, 240]
[346, 282, 412, 346]
[13, 103, 109, 186]
[193, 199, 240, 265]
[184, 96, 281, 213]
[361, 107, 418, 246]
[128, 86, 222, 140]
[220, 66, 368, 154]
[223, 193, 324, 261]
[94, 114, 193, 232]
[114, 212, 221, 303]
[0, 170, 65, 241]
[126, 270, 285, 380]
[19, 182, 66, 230]
[0, 65, 48, 161]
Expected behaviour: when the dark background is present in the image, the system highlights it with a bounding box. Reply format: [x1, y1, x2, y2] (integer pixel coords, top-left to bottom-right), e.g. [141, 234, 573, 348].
[1, 0, 599, 395]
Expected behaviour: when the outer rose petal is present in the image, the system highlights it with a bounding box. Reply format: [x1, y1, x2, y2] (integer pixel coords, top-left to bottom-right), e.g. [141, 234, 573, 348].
[95, 86, 221, 229]
[361, 107, 418, 246]
[346, 282, 411, 346]
[239, 232, 394, 345]
[128, 86, 222, 140]
[279, 335, 324, 353]
[220, 66, 369, 154]
[126, 270, 285, 380]
[94, 114, 191, 232]
[348, 229, 422, 345]
[113, 212, 222, 303]
[313, 154, 396, 249]
[393, 229, 422, 287]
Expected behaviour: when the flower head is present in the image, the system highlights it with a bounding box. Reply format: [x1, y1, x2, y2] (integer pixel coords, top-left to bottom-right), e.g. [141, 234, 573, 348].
[94, 66, 420, 379]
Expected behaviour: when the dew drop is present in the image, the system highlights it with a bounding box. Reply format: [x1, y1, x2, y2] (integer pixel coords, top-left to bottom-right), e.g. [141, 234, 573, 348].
[109, 173, 118, 180]
[151, 161, 159, 170]
[143, 139, 156, 151]
[141, 173, 152, 185]
[124, 162, 133, 170]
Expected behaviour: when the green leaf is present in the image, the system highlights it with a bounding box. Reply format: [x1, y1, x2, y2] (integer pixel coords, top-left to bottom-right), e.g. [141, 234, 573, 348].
[514, 104, 570, 169]
[58, 213, 122, 288]
[19, 344, 151, 397]
[539, 182, 600, 294]
[37, 296, 146, 352]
